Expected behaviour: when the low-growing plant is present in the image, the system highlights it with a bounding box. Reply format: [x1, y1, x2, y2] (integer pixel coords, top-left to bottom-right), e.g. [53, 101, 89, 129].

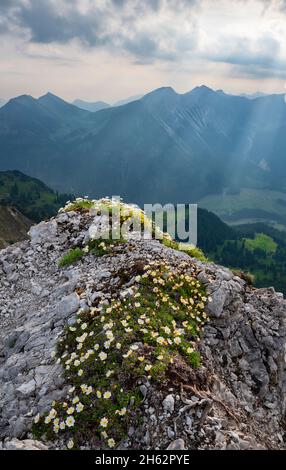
[32, 260, 208, 449]
[161, 236, 207, 262]
[61, 198, 95, 212]
[88, 237, 126, 257]
[58, 248, 85, 267]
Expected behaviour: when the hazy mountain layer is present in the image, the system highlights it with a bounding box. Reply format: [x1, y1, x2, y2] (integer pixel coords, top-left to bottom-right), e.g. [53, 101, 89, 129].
[0, 87, 285, 207]
[72, 99, 110, 112]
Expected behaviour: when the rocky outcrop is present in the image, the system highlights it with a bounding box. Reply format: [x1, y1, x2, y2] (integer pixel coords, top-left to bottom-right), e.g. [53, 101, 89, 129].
[0, 438, 48, 450]
[0, 205, 285, 449]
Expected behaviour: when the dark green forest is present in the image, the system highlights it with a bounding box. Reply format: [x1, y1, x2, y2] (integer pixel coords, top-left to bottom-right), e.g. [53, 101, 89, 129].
[169, 207, 286, 294]
[0, 170, 73, 222]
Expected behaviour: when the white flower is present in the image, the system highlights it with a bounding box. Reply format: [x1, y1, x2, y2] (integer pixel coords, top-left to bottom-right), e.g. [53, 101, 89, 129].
[156, 336, 165, 345]
[67, 407, 75, 415]
[72, 396, 79, 404]
[34, 413, 40, 423]
[53, 424, 59, 434]
[76, 333, 87, 343]
[99, 352, 107, 361]
[76, 403, 84, 412]
[60, 421, 66, 430]
[116, 407, 127, 416]
[86, 386, 93, 395]
[81, 323, 88, 330]
[67, 438, 74, 449]
[174, 337, 181, 345]
[107, 438, 115, 448]
[103, 391, 111, 399]
[100, 417, 108, 427]
[49, 408, 57, 419]
[105, 330, 114, 340]
[66, 416, 75, 428]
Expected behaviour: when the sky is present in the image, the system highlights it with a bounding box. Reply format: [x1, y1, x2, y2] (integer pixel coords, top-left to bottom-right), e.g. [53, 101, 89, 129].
[0, 0, 286, 103]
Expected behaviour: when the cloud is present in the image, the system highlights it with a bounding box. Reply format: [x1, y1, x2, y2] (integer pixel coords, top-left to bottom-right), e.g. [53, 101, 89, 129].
[0, 0, 199, 62]
[0, 0, 285, 96]
[211, 36, 280, 66]
[18, 1, 103, 46]
[230, 63, 286, 79]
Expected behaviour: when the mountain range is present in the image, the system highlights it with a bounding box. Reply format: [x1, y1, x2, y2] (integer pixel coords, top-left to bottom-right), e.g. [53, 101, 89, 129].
[0, 86, 286, 225]
[72, 99, 110, 112]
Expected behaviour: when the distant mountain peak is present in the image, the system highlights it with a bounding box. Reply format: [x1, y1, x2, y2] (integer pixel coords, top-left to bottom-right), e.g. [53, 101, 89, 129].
[145, 86, 176, 97]
[38, 92, 66, 103]
[191, 85, 215, 95]
[37, 92, 88, 117]
[8, 94, 36, 106]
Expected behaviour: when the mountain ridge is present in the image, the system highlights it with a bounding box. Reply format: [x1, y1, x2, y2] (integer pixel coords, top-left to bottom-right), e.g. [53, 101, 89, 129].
[0, 86, 286, 210]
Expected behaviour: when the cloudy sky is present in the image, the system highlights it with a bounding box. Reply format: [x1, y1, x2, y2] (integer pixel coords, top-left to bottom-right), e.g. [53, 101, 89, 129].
[0, 0, 286, 102]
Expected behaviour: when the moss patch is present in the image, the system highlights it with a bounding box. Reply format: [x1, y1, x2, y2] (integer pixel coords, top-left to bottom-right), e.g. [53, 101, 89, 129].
[58, 248, 85, 267]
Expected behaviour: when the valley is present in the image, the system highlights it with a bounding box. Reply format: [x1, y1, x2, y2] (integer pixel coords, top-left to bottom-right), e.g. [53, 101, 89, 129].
[199, 187, 286, 229]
